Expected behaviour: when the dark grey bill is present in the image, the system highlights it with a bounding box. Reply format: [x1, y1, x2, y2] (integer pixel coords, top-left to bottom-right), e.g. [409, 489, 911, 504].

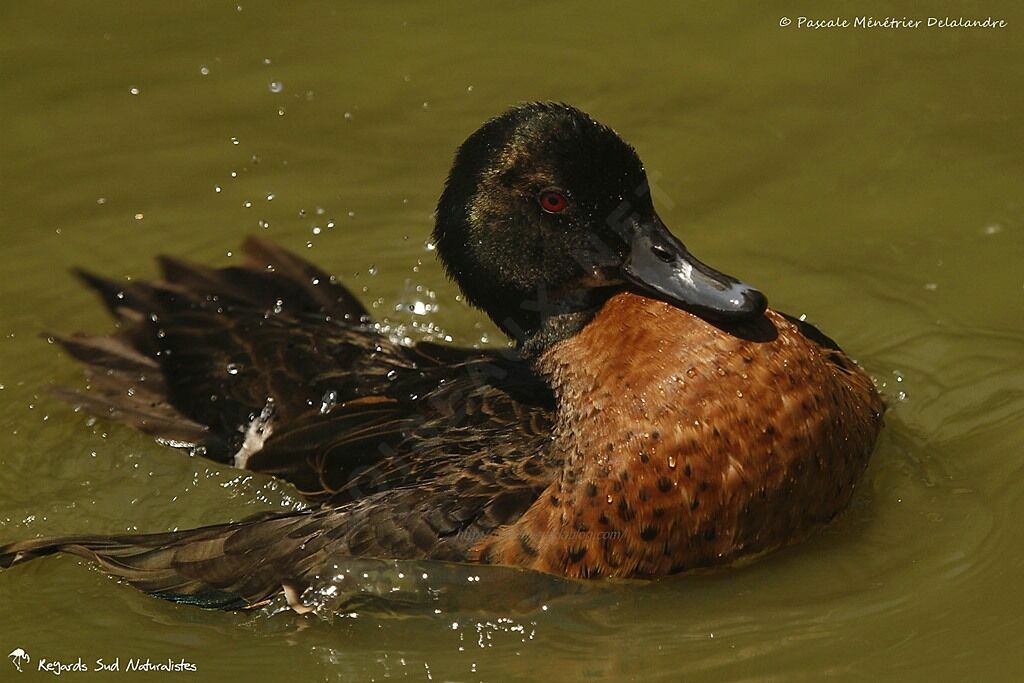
[621, 220, 767, 322]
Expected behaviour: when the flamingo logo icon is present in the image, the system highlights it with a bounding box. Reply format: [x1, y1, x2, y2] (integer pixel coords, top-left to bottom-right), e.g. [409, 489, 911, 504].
[8, 648, 30, 672]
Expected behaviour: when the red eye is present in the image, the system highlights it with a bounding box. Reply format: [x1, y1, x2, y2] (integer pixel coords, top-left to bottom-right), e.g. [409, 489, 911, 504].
[538, 190, 568, 214]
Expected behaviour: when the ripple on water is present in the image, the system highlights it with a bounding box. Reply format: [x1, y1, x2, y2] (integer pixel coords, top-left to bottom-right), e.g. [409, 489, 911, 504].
[258, 557, 585, 621]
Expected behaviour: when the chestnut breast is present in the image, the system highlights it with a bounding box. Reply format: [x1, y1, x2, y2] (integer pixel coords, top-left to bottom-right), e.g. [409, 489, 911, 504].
[475, 292, 884, 578]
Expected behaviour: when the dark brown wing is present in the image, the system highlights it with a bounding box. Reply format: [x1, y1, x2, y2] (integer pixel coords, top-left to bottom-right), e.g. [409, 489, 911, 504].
[0, 428, 555, 610]
[248, 354, 555, 502]
[51, 237, 557, 504]
[0, 511, 315, 609]
[56, 237, 397, 458]
[2, 238, 562, 609]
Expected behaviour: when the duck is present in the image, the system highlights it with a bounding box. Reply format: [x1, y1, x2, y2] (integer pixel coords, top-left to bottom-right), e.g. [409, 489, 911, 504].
[0, 102, 884, 610]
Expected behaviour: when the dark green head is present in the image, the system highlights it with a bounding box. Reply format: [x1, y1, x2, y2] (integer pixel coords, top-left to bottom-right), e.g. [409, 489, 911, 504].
[434, 102, 766, 348]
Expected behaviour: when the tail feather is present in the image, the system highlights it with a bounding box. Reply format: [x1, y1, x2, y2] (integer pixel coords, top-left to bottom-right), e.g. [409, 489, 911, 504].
[71, 268, 171, 324]
[54, 333, 159, 374]
[240, 236, 369, 320]
[48, 331, 222, 453]
[154, 238, 369, 323]
[48, 386, 216, 449]
[0, 510, 323, 610]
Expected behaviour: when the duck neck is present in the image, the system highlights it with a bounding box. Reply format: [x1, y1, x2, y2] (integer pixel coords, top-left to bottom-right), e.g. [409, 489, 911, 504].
[514, 286, 621, 358]
[519, 308, 599, 358]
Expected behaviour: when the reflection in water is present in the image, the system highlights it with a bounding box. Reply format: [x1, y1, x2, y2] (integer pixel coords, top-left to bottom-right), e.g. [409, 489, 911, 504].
[265, 557, 587, 620]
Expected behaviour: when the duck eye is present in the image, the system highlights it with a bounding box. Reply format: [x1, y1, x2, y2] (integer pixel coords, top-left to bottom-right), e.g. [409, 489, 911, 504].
[538, 190, 569, 214]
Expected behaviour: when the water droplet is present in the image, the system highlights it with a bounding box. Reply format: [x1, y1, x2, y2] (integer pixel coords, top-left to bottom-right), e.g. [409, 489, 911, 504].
[258, 219, 270, 229]
[606, 494, 614, 504]
[686, 367, 697, 378]
[367, 265, 378, 276]
[667, 456, 677, 469]
[343, 112, 353, 121]
[214, 185, 222, 193]
[129, 86, 140, 95]
[134, 213, 144, 220]
[277, 107, 286, 116]
[312, 226, 321, 235]
[716, 367, 726, 376]
[319, 389, 338, 414]
[199, 65, 210, 76]
[736, 390, 744, 398]
[269, 81, 283, 93]
[226, 363, 240, 375]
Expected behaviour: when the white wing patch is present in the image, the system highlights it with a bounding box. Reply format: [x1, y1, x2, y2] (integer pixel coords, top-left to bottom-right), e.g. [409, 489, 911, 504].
[234, 398, 276, 469]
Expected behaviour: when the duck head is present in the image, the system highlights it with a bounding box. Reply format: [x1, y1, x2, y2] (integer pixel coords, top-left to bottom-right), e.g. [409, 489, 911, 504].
[434, 102, 767, 350]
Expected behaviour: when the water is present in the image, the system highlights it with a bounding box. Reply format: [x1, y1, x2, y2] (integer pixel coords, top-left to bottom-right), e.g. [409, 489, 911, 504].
[1, 1, 1022, 680]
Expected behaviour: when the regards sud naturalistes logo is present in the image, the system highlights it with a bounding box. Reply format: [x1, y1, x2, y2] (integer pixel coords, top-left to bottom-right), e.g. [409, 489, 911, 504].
[8, 649, 197, 675]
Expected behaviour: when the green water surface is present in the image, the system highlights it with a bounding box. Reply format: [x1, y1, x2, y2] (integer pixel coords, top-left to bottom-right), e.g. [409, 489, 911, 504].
[1, 1, 1022, 681]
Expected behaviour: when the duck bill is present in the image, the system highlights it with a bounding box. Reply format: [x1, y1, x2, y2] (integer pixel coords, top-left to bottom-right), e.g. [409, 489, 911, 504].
[621, 220, 767, 322]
